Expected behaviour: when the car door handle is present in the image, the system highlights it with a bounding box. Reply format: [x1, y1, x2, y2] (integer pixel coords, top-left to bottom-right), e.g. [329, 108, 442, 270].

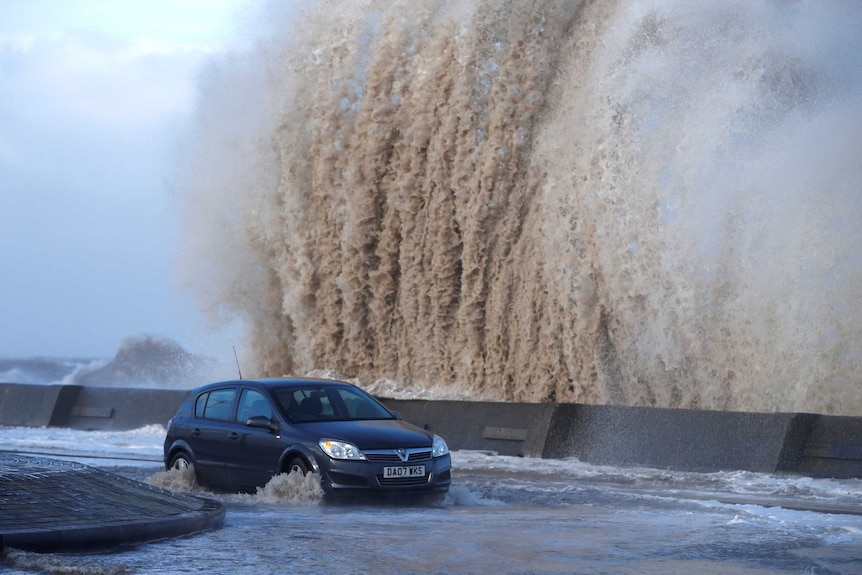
[192, 428, 201, 436]
[229, 432, 240, 441]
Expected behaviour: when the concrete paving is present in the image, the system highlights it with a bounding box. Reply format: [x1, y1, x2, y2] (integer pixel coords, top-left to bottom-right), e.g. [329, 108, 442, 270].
[0, 454, 224, 553]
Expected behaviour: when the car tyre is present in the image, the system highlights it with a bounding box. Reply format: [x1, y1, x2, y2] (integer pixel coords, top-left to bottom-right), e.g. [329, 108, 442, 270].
[169, 451, 194, 472]
[285, 456, 309, 476]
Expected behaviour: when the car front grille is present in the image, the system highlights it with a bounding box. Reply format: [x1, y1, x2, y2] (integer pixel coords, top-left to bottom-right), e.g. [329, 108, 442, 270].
[364, 449, 432, 463]
[376, 473, 431, 487]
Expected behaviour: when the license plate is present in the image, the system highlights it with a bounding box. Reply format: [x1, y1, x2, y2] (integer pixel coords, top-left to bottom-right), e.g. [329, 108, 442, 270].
[383, 465, 425, 478]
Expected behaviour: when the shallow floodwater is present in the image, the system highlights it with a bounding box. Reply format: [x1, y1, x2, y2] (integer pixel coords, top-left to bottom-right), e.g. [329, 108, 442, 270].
[2, 426, 862, 574]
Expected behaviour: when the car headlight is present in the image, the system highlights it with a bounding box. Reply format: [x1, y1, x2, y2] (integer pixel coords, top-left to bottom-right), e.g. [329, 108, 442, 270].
[319, 439, 366, 460]
[432, 435, 449, 457]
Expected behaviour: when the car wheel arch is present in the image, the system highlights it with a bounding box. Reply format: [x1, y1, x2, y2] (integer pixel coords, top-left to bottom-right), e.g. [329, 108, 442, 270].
[166, 440, 196, 469]
[278, 445, 320, 475]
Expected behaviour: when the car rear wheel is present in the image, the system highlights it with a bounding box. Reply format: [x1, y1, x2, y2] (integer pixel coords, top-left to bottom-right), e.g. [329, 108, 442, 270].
[285, 457, 309, 476]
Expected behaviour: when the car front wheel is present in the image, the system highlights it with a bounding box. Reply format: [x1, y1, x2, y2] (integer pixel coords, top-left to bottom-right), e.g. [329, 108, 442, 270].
[285, 457, 309, 476]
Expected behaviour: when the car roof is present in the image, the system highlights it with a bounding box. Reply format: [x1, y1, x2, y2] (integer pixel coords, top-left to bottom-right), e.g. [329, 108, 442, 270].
[195, 377, 354, 391]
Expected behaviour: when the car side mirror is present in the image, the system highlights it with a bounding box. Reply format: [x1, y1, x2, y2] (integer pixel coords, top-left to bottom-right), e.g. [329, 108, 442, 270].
[391, 410, 402, 420]
[246, 415, 278, 432]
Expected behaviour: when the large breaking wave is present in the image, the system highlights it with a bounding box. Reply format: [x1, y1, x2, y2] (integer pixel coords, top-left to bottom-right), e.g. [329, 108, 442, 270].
[177, 0, 862, 415]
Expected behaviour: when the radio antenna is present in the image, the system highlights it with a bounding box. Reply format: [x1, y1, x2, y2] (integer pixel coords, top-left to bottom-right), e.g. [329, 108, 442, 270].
[233, 346, 243, 380]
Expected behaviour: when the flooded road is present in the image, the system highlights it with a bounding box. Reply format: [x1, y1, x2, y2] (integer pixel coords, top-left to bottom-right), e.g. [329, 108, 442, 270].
[2, 426, 861, 574]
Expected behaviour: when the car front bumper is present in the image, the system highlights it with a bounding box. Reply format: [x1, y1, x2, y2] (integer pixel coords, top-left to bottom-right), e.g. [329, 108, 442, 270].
[318, 453, 452, 495]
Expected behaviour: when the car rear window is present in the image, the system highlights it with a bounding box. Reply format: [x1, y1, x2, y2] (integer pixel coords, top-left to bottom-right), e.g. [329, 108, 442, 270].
[195, 388, 236, 421]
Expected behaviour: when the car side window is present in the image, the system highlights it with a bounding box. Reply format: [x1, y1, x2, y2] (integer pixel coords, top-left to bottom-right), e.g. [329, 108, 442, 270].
[194, 392, 208, 418]
[281, 389, 335, 422]
[236, 389, 273, 423]
[202, 388, 236, 421]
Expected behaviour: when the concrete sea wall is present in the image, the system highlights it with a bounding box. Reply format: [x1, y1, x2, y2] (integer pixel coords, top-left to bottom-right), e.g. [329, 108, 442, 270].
[1, 383, 860, 478]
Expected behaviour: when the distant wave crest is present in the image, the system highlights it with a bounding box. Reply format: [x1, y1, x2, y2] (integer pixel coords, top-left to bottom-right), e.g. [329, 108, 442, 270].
[2, 335, 229, 388]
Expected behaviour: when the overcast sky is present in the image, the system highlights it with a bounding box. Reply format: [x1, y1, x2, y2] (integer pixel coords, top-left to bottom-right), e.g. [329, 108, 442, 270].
[0, 0, 254, 358]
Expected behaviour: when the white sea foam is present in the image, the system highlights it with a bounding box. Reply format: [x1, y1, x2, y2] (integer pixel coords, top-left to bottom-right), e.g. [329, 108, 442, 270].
[228, 471, 324, 505]
[146, 465, 201, 493]
[450, 450, 862, 507]
[0, 425, 165, 464]
[444, 484, 505, 507]
[1, 549, 132, 575]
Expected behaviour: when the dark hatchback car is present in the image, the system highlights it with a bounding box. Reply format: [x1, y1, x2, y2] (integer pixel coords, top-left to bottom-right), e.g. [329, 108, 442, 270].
[163, 378, 451, 499]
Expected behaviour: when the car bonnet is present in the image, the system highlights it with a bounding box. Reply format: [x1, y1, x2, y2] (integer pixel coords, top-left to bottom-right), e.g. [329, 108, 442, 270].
[294, 418, 434, 450]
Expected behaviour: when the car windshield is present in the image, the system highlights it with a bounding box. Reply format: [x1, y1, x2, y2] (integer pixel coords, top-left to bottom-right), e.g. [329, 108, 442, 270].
[274, 385, 395, 423]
